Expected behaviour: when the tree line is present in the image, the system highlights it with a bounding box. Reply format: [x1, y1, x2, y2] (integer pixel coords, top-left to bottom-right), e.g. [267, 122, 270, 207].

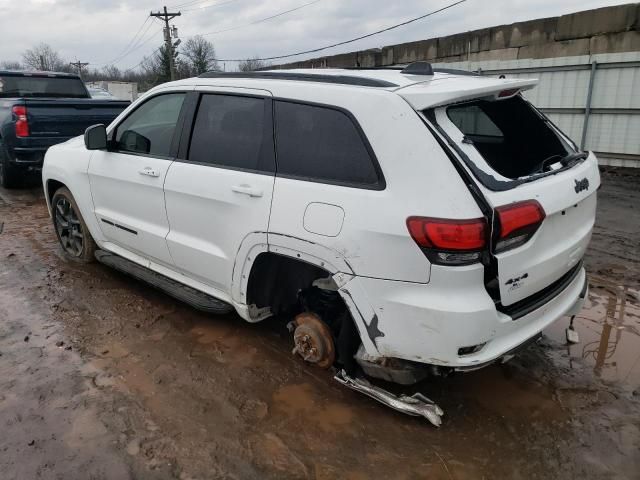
[1, 38, 269, 91]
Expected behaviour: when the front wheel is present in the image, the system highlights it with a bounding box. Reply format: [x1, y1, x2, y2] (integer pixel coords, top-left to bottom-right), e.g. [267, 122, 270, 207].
[51, 187, 96, 263]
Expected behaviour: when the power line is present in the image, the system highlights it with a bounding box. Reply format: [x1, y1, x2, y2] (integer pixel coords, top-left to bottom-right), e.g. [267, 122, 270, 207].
[200, 0, 323, 36]
[125, 0, 465, 73]
[182, 0, 241, 12]
[123, 46, 163, 73]
[118, 17, 151, 59]
[94, 18, 160, 67]
[122, 0, 323, 72]
[212, 0, 467, 62]
[167, 0, 218, 9]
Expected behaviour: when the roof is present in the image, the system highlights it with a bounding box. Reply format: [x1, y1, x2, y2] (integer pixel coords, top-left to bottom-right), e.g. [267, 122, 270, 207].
[166, 64, 540, 109]
[0, 70, 81, 79]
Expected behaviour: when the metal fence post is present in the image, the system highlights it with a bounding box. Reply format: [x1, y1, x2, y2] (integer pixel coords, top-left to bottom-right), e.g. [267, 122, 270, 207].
[580, 60, 598, 151]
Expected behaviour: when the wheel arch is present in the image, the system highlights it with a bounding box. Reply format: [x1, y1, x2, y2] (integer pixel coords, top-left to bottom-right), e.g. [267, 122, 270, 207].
[231, 233, 381, 357]
[231, 232, 355, 312]
[43, 173, 106, 247]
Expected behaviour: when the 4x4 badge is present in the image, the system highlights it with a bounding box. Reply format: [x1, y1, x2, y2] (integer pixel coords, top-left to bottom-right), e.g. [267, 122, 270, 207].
[574, 178, 589, 193]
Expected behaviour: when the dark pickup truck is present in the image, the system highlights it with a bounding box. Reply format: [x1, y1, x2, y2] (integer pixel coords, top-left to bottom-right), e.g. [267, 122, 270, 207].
[0, 70, 129, 188]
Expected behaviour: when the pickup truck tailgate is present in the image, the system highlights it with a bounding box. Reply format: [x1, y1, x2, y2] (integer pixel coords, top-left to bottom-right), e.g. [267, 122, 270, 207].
[24, 98, 129, 138]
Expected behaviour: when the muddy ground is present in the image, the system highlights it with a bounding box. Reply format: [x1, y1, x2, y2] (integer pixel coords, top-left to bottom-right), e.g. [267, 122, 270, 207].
[1, 168, 639, 480]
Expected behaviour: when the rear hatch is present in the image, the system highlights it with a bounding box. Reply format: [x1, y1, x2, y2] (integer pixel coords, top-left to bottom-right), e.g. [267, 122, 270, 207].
[23, 98, 129, 139]
[399, 75, 599, 308]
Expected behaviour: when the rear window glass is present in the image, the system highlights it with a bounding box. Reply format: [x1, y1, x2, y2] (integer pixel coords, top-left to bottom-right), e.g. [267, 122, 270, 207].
[274, 101, 381, 188]
[446, 96, 570, 179]
[0, 75, 88, 98]
[447, 105, 502, 137]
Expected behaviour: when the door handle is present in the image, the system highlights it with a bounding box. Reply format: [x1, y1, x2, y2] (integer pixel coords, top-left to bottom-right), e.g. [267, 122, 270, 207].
[231, 184, 263, 198]
[138, 167, 160, 177]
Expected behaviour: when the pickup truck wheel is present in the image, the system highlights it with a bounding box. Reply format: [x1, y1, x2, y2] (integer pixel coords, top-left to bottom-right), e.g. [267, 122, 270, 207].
[0, 146, 20, 189]
[52, 187, 96, 263]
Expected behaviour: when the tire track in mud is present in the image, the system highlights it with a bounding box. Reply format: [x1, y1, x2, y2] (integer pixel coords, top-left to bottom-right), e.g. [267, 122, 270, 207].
[1, 171, 640, 479]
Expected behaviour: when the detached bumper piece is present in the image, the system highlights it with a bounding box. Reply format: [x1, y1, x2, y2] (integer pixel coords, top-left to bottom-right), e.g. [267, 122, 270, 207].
[334, 370, 444, 427]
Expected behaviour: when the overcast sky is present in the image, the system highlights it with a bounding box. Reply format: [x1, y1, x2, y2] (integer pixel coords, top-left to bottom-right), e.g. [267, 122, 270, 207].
[0, 0, 631, 71]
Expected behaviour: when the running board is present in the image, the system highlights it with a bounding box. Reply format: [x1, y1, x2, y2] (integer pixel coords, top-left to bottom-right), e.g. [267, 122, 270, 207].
[95, 250, 233, 315]
[334, 370, 444, 427]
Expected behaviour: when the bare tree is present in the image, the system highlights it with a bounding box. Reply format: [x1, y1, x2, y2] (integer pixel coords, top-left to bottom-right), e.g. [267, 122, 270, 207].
[181, 35, 218, 75]
[1, 60, 22, 70]
[22, 43, 66, 71]
[238, 57, 270, 72]
[101, 64, 122, 80]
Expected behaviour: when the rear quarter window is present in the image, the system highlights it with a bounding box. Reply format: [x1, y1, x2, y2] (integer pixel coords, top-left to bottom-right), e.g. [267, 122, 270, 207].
[274, 100, 383, 189]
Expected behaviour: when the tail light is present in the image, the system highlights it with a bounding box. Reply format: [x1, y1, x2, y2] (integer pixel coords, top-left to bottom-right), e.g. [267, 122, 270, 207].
[12, 106, 29, 137]
[407, 217, 487, 266]
[495, 200, 545, 253]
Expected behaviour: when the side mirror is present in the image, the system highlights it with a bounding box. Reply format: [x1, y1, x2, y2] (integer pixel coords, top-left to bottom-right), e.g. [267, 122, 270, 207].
[84, 124, 107, 150]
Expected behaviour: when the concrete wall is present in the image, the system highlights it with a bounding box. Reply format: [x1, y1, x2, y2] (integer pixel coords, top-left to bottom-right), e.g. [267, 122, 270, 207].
[276, 3, 640, 69]
[430, 52, 640, 168]
[274, 3, 640, 168]
[87, 81, 138, 101]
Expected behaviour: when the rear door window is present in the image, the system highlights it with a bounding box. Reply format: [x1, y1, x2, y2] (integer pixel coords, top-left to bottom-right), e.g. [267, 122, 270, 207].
[188, 94, 274, 173]
[274, 101, 382, 188]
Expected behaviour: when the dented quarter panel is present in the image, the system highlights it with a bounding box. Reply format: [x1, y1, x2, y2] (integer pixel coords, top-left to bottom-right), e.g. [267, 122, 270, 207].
[266, 86, 483, 284]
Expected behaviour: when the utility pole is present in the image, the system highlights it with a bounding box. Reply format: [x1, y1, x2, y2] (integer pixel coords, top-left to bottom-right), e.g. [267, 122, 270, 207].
[69, 60, 89, 78]
[150, 6, 181, 81]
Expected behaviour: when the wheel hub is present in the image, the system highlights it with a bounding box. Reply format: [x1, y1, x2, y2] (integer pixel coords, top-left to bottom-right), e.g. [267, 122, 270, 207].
[291, 312, 335, 369]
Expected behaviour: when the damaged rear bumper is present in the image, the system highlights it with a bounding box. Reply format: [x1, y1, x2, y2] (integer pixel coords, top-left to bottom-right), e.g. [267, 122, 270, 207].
[338, 264, 588, 370]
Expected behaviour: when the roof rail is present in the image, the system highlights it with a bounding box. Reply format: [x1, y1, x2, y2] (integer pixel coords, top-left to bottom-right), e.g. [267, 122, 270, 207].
[433, 68, 481, 77]
[344, 65, 405, 71]
[197, 71, 398, 88]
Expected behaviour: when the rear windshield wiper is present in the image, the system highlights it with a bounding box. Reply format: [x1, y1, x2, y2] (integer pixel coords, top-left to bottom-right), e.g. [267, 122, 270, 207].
[560, 151, 588, 167]
[535, 151, 588, 174]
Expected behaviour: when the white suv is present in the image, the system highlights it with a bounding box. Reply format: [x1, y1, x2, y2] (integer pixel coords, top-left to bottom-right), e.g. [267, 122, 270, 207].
[43, 63, 598, 423]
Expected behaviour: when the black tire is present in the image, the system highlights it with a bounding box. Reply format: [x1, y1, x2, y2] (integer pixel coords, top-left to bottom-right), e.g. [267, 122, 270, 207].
[0, 144, 20, 189]
[51, 187, 97, 263]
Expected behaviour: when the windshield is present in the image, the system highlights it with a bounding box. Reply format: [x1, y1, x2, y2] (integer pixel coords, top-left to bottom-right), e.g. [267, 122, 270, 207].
[0, 75, 89, 98]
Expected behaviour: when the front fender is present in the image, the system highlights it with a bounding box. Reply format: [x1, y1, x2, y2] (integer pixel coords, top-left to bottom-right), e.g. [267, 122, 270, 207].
[42, 140, 106, 245]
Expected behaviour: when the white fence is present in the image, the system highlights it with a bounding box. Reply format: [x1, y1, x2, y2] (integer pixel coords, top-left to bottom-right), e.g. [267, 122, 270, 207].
[433, 52, 640, 168]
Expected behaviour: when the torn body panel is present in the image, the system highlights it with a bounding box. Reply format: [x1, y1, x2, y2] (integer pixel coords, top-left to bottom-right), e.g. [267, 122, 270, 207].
[334, 370, 444, 427]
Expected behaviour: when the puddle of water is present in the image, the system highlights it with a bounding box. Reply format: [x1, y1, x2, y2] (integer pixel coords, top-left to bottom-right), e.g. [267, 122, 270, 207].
[448, 365, 563, 419]
[545, 278, 640, 390]
[272, 383, 355, 433]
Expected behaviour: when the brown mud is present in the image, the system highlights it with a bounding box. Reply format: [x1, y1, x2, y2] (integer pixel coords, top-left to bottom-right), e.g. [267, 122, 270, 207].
[0, 168, 639, 479]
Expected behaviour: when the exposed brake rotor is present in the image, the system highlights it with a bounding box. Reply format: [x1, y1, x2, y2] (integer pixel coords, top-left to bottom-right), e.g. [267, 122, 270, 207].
[291, 312, 336, 369]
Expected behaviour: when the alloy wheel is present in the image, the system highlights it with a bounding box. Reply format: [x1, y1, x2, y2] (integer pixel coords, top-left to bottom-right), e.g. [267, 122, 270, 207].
[54, 197, 84, 256]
